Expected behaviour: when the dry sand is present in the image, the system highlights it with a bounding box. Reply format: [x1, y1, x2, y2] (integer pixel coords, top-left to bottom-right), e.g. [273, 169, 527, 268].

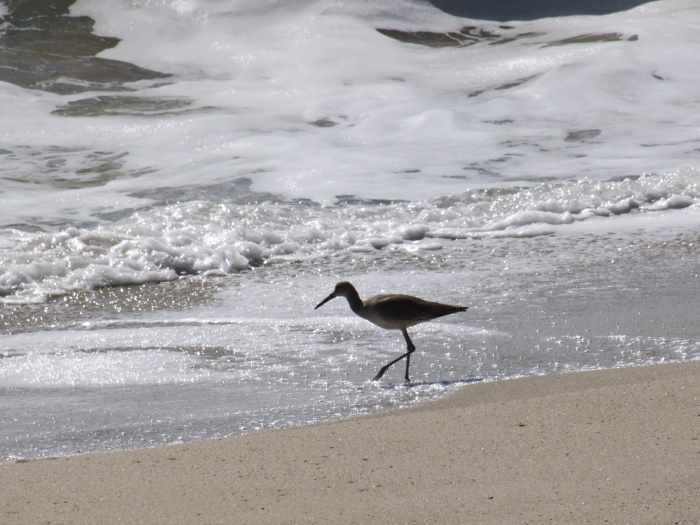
[2, 360, 699, 524]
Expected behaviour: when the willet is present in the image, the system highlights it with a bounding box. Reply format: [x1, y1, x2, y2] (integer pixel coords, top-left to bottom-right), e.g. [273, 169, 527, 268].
[315, 281, 468, 381]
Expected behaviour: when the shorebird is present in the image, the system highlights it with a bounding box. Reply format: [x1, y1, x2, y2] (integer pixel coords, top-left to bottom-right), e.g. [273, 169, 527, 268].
[315, 281, 468, 381]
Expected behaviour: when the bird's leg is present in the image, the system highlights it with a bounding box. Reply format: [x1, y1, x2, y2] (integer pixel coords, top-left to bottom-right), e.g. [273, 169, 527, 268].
[402, 329, 416, 381]
[372, 329, 416, 382]
[372, 352, 408, 381]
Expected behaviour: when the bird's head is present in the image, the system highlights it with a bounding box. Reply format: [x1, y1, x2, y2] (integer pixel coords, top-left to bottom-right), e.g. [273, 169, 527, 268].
[315, 281, 355, 309]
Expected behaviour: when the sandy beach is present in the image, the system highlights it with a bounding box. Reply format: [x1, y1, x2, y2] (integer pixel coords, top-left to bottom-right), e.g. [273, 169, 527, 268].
[2, 360, 698, 524]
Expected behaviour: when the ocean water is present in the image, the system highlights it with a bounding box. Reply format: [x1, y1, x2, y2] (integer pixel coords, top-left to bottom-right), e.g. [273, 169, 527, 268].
[1, 0, 699, 461]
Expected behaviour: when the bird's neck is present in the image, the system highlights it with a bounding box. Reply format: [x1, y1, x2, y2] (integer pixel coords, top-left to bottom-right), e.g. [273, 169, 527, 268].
[344, 288, 365, 315]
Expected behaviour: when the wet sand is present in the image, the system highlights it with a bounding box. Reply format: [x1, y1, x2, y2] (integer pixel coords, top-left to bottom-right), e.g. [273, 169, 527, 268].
[2, 360, 699, 524]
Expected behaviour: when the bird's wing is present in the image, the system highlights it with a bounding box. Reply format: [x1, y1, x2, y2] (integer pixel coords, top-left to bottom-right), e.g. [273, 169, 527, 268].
[370, 295, 446, 322]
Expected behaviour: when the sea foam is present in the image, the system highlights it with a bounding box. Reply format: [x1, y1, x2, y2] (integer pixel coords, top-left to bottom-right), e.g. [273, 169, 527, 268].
[1, 170, 697, 302]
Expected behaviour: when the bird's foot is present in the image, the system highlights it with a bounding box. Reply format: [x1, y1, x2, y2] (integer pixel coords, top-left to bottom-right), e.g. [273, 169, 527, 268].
[372, 367, 389, 381]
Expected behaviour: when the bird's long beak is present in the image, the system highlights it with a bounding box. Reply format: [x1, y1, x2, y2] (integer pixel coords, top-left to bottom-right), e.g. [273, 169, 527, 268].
[315, 292, 336, 309]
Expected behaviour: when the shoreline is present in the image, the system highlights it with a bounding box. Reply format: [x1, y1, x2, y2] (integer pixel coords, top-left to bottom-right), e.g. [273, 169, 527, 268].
[2, 360, 699, 524]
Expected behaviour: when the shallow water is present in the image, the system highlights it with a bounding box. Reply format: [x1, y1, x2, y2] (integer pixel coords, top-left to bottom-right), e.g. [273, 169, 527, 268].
[2, 207, 698, 460]
[1, 0, 699, 460]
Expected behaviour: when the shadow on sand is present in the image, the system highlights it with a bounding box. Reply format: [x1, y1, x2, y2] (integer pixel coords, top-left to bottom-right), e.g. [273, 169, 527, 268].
[381, 377, 484, 389]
